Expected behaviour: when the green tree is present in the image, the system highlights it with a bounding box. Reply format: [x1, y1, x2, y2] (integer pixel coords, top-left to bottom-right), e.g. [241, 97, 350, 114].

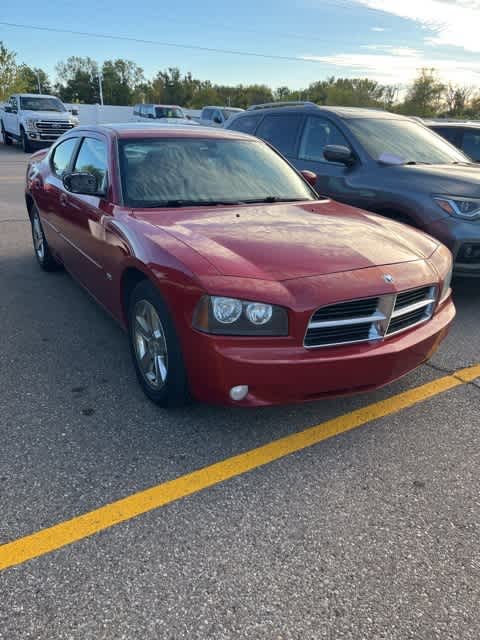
[101, 59, 145, 105]
[398, 68, 446, 117]
[16, 65, 51, 94]
[55, 56, 100, 103]
[0, 41, 23, 100]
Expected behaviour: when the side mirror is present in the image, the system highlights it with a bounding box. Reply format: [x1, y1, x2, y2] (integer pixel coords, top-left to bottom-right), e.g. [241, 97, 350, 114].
[213, 116, 222, 124]
[70, 108, 79, 116]
[147, 113, 154, 119]
[63, 172, 100, 195]
[323, 144, 354, 166]
[4, 105, 12, 113]
[300, 170, 317, 188]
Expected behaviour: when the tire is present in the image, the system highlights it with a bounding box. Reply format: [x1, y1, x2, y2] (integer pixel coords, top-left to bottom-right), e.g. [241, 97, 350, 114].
[30, 205, 61, 271]
[128, 280, 190, 408]
[21, 127, 32, 153]
[1, 122, 12, 146]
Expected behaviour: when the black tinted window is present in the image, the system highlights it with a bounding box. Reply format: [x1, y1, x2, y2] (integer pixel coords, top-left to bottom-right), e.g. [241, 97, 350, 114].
[74, 138, 108, 191]
[299, 116, 350, 162]
[462, 130, 480, 161]
[432, 126, 458, 144]
[256, 114, 303, 156]
[228, 114, 261, 134]
[52, 138, 78, 176]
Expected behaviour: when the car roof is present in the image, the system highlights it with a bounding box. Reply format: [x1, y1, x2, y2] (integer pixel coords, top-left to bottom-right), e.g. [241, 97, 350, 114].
[425, 120, 480, 129]
[236, 103, 403, 120]
[202, 105, 243, 111]
[74, 122, 256, 140]
[14, 93, 60, 99]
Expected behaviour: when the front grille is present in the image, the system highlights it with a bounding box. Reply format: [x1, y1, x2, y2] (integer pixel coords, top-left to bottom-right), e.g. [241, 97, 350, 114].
[35, 121, 75, 138]
[305, 286, 437, 348]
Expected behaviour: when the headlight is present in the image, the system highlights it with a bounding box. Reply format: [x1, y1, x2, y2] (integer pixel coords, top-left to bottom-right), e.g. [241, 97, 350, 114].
[440, 264, 453, 302]
[434, 195, 480, 220]
[25, 119, 39, 131]
[193, 296, 289, 336]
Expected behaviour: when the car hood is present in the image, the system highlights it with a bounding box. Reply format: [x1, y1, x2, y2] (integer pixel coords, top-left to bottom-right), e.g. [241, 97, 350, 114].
[133, 201, 439, 280]
[386, 163, 480, 197]
[21, 109, 75, 121]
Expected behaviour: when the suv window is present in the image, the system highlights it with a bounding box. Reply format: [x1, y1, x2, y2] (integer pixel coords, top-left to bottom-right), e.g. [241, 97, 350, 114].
[74, 137, 108, 191]
[228, 114, 261, 134]
[202, 108, 213, 120]
[140, 104, 149, 118]
[9, 96, 18, 111]
[256, 114, 303, 157]
[299, 116, 351, 162]
[133, 104, 141, 116]
[431, 126, 458, 145]
[51, 138, 78, 176]
[461, 130, 480, 161]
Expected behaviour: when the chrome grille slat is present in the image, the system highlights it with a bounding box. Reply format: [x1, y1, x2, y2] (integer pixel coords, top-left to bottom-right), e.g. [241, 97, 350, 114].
[305, 286, 437, 349]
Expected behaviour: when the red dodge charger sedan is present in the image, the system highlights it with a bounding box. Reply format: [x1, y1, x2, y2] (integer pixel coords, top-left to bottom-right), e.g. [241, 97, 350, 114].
[25, 123, 455, 407]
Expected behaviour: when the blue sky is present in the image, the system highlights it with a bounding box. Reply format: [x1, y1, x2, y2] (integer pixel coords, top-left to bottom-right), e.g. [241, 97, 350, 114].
[2, 0, 480, 90]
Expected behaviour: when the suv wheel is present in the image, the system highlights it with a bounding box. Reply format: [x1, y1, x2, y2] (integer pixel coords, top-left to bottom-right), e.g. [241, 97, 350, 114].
[21, 128, 32, 153]
[1, 122, 12, 146]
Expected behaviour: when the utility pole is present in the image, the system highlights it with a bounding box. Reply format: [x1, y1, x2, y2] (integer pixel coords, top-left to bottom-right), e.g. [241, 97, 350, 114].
[98, 73, 104, 106]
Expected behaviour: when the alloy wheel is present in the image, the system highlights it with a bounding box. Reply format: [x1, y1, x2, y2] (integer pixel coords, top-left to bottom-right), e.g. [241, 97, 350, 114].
[32, 212, 45, 261]
[133, 300, 168, 389]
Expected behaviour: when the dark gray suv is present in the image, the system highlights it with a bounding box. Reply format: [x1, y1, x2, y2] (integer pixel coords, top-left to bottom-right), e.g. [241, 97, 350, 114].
[226, 103, 480, 276]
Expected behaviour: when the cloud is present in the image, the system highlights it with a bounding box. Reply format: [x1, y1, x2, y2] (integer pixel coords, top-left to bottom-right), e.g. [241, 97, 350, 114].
[301, 50, 480, 86]
[354, 0, 480, 52]
[371, 27, 387, 31]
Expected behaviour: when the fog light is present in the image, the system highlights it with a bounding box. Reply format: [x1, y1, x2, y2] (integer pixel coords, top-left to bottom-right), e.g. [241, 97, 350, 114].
[229, 385, 249, 401]
[29, 133, 37, 139]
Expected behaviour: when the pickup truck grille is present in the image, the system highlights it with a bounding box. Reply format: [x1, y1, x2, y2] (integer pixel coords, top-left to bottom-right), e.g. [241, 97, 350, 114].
[35, 120, 75, 140]
[304, 286, 437, 348]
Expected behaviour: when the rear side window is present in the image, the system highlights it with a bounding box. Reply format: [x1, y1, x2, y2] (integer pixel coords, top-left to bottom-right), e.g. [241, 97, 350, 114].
[432, 126, 459, 145]
[51, 138, 78, 176]
[228, 114, 261, 134]
[462, 130, 480, 161]
[256, 114, 303, 157]
[74, 137, 108, 191]
[299, 116, 351, 162]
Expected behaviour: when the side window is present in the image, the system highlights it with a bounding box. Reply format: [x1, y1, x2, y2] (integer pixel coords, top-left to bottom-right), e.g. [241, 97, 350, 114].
[228, 114, 262, 134]
[256, 114, 303, 157]
[299, 116, 351, 163]
[9, 96, 18, 111]
[432, 127, 458, 145]
[140, 105, 148, 118]
[51, 138, 79, 177]
[213, 110, 223, 123]
[202, 108, 212, 120]
[461, 130, 480, 161]
[73, 137, 108, 192]
[133, 105, 140, 116]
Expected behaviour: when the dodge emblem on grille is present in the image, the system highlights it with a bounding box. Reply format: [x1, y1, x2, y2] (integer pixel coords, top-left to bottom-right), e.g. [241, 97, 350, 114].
[383, 274, 394, 283]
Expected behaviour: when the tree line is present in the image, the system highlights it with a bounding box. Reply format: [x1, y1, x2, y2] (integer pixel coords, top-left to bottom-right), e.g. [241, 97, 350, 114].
[1, 41, 479, 118]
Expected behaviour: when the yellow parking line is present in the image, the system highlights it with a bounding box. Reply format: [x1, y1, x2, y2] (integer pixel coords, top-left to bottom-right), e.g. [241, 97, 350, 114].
[1, 363, 479, 572]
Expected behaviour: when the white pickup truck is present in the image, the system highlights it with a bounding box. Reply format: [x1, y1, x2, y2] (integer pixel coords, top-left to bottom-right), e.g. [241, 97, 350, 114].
[0, 93, 79, 153]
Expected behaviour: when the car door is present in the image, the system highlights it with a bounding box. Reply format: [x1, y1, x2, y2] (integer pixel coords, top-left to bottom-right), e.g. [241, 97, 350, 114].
[34, 136, 81, 257]
[460, 129, 480, 162]
[255, 113, 305, 165]
[294, 115, 358, 201]
[4, 96, 19, 136]
[57, 134, 112, 302]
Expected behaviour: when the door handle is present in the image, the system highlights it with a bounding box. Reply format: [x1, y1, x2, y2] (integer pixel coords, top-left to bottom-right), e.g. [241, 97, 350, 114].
[60, 193, 69, 207]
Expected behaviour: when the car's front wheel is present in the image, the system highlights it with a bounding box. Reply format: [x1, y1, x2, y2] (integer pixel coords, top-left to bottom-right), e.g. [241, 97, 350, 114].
[1, 122, 12, 145]
[30, 205, 61, 271]
[128, 280, 190, 408]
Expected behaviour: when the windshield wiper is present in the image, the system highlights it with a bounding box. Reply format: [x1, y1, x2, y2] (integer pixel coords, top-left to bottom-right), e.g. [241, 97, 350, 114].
[241, 196, 306, 204]
[143, 199, 245, 208]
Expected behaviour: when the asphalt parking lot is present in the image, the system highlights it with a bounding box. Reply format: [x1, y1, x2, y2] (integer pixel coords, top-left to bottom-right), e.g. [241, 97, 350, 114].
[0, 142, 479, 640]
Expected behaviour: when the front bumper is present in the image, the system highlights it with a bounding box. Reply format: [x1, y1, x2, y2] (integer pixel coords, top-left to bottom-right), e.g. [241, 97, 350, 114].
[185, 298, 455, 406]
[427, 218, 480, 276]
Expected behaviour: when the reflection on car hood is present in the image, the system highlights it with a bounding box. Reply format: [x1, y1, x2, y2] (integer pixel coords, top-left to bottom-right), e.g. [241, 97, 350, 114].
[21, 110, 74, 120]
[134, 200, 439, 280]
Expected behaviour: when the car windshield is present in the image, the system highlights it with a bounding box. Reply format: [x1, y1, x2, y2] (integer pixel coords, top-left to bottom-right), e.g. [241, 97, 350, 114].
[348, 117, 468, 165]
[119, 138, 315, 207]
[19, 97, 66, 112]
[155, 107, 184, 119]
[222, 109, 241, 120]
